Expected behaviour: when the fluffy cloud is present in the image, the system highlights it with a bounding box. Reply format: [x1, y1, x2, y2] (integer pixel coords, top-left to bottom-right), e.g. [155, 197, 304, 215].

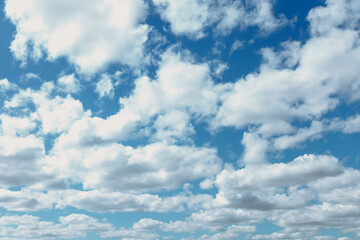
[211, 4, 360, 137]
[0, 189, 55, 212]
[53, 49, 226, 147]
[95, 74, 115, 99]
[271, 203, 360, 236]
[50, 142, 221, 192]
[153, 0, 210, 39]
[0, 134, 46, 188]
[59, 189, 213, 213]
[0, 115, 36, 136]
[198, 225, 256, 240]
[57, 74, 81, 94]
[4, 85, 90, 134]
[211, 154, 343, 210]
[328, 114, 360, 134]
[5, 0, 150, 74]
[1, 0, 360, 239]
[0, 78, 18, 92]
[153, 0, 287, 39]
[0, 213, 113, 239]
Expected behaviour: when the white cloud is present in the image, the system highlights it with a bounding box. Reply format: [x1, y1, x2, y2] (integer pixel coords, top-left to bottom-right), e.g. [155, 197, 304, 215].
[153, 0, 210, 39]
[95, 74, 115, 99]
[153, 110, 195, 143]
[230, 40, 243, 54]
[120, 49, 224, 118]
[3, 83, 90, 135]
[213, 154, 343, 210]
[211, 23, 360, 143]
[273, 121, 323, 150]
[0, 78, 18, 92]
[34, 94, 89, 135]
[50, 142, 221, 192]
[216, 154, 343, 190]
[21, 73, 41, 82]
[1, 0, 360, 239]
[153, 0, 288, 39]
[198, 225, 256, 240]
[240, 132, 269, 166]
[58, 189, 212, 213]
[0, 213, 113, 239]
[5, 0, 150, 74]
[0, 189, 55, 212]
[0, 134, 47, 188]
[271, 203, 360, 236]
[57, 74, 81, 94]
[0, 115, 36, 136]
[328, 114, 360, 134]
[215, 0, 288, 35]
[307, 0, 360, 36]
[54, 49, 226, 147]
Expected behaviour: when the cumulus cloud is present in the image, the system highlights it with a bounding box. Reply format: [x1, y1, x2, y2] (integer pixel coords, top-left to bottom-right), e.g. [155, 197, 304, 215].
[1, 0, 360, 239]
[153, 0, 210, 39]
[0, 134, 47, 188]
[50, 142, 221, 192]
[0, 213, 113, 239]
[0, 114, 36, 136]
[213, 154, 343, 210]
[153, 0, 288, 39]
[0, 189, 55, 212]
[210, 4, 360, 135]
[53, 48, 227, 147]
[57, 74, 81, 94]
[4, 85, 90, 134]
[5, 0, 150, 74]
[0, 78, 18, 92]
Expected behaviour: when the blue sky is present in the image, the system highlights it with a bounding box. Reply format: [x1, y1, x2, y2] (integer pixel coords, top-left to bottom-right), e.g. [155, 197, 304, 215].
[1, 0, 360, 239]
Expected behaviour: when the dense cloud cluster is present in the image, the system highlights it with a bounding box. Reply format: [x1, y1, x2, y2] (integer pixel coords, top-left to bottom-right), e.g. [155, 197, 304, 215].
[1, 0, 360, 239]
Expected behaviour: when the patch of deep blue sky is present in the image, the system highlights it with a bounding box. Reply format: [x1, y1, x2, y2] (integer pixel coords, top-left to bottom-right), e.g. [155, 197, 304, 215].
[0, 1, 359, 239]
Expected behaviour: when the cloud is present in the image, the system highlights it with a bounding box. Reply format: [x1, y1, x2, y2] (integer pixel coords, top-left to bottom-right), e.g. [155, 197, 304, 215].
[229, 40, 243, 54]
[0, 189, 55, 212]
[5, 0, 150, 74]
[1, 0, 360, 239]
[50, 142, 221, 192]
[198, 225, 256, 240]
[153, 0, 288, 39]
[58, 189, 212, 213]
[0, 213, 113, 239]
[4, 85, 90, 134]
[53, 48, 226, 147]
[0, 78, 18, 92]
[57, 74, 81, 94]
[207, 0, 360, 137]
[212, 154, 343, 210]
[273, 121, 323, 150]
[328, 114, 360, 134]
[0, 114, 36, 136]
[0, 134, 47, 188]
[271, 203, 360, 237]
[95, 74, 115, 99]
[153, 0, 210, 39]
[307, 0, 360, 36]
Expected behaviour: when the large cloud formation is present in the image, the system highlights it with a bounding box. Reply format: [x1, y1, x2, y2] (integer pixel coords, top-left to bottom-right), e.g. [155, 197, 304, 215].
[1, 0, 360, 239]
[5, 0, 150, 74]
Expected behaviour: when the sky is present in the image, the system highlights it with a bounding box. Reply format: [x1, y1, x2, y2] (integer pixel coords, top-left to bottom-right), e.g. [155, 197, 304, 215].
[1, 0, 360, 239]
